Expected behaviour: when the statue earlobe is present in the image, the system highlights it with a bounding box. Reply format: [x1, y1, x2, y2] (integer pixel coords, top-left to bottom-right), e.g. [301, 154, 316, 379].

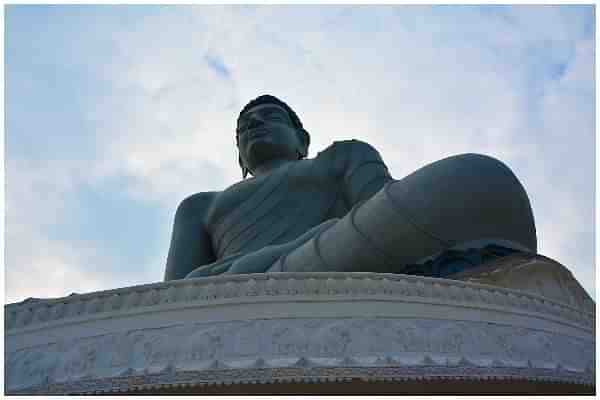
[298, 144, 308, 159]
[239, 155, 249, 179]
[298, 128, 310, 159]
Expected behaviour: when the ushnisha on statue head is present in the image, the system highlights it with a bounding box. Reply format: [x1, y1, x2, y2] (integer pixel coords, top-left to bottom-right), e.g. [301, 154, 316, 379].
[236, 95, 310, 178]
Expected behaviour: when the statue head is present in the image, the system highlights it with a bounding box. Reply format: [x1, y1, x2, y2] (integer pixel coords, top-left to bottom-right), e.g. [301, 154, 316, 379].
[236, 95, 310, 178]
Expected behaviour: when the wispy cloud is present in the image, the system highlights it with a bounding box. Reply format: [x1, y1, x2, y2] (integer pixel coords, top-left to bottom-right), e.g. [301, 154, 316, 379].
[204, 53, 232, 79]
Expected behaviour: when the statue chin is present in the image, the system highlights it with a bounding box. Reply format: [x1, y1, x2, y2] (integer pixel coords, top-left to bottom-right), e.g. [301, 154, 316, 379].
[242, 143, 285, 172]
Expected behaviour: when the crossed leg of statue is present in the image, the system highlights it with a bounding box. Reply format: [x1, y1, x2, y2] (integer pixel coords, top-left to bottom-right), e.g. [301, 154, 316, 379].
[267, 153, 536, 274]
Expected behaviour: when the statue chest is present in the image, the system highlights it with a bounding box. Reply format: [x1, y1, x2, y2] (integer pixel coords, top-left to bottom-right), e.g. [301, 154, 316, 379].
[206, 162, 344, 258]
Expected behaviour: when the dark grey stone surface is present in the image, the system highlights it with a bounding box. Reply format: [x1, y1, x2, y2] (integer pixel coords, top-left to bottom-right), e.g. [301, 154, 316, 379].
[164, 95, 536, 281]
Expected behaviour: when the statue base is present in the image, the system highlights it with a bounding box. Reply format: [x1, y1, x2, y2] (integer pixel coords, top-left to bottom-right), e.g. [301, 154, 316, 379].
[5, 255, 594, 394]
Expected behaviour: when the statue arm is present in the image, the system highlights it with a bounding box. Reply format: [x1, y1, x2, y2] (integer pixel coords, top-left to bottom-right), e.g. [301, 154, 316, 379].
[164, 192, 217, 281]
[339, 140, 393, 207]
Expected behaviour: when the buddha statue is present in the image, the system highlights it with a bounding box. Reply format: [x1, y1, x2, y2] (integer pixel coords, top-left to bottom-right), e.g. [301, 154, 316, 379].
[164, 95, 537, 281]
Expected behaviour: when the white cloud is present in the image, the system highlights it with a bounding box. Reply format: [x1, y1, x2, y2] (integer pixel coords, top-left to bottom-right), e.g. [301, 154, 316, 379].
[533, 37, 595, 297]
[5, 231, 114, 304]
[4, 159, 159, 302]
[5, 160, 110, 302]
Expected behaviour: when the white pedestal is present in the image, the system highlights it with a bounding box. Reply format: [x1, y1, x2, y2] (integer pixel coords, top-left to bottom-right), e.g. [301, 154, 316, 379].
[5, 257, 595, 394]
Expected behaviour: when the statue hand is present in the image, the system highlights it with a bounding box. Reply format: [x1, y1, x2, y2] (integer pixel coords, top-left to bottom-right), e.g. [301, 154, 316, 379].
[228, 219, 340, 274]
[185, 253, 243, 279]
[227, 244, 295, 274]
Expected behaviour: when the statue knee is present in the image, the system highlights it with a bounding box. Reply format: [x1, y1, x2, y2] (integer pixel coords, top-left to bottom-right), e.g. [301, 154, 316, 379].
[389, 152, 537, 253]
[450, 153, 513, 176]
[453, 154, 530, 204]
[445, 153, 537, 252]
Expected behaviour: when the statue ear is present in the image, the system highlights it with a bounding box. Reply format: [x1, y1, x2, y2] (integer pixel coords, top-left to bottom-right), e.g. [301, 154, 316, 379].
[298, 128, 310, 159]
[238, 155, 249, 179]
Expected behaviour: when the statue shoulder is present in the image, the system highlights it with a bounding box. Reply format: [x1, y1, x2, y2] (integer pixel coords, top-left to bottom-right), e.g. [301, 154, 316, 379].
[315, 139, 387, 178]
[175, 191, 219, 224]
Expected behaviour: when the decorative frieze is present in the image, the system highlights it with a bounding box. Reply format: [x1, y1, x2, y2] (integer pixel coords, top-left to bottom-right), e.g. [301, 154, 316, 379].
[6, 317, 595, 393]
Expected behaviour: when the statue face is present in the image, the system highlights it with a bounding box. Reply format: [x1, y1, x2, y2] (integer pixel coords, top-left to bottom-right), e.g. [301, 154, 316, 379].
[237, 103, 304, 173]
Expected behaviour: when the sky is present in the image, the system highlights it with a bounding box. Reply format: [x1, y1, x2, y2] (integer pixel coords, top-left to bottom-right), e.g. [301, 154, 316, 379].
[4, 5, 596, 303]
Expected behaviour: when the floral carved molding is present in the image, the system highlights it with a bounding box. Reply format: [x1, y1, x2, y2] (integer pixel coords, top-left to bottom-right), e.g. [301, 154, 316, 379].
[5, 270, 594, 332]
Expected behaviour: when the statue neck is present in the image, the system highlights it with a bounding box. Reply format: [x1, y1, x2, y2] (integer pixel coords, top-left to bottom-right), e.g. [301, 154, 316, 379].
[251, 158, 293, 177]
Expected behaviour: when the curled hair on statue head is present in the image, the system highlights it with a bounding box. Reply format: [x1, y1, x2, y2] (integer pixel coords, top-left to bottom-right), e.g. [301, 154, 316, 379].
[237, 94, 310, 178]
